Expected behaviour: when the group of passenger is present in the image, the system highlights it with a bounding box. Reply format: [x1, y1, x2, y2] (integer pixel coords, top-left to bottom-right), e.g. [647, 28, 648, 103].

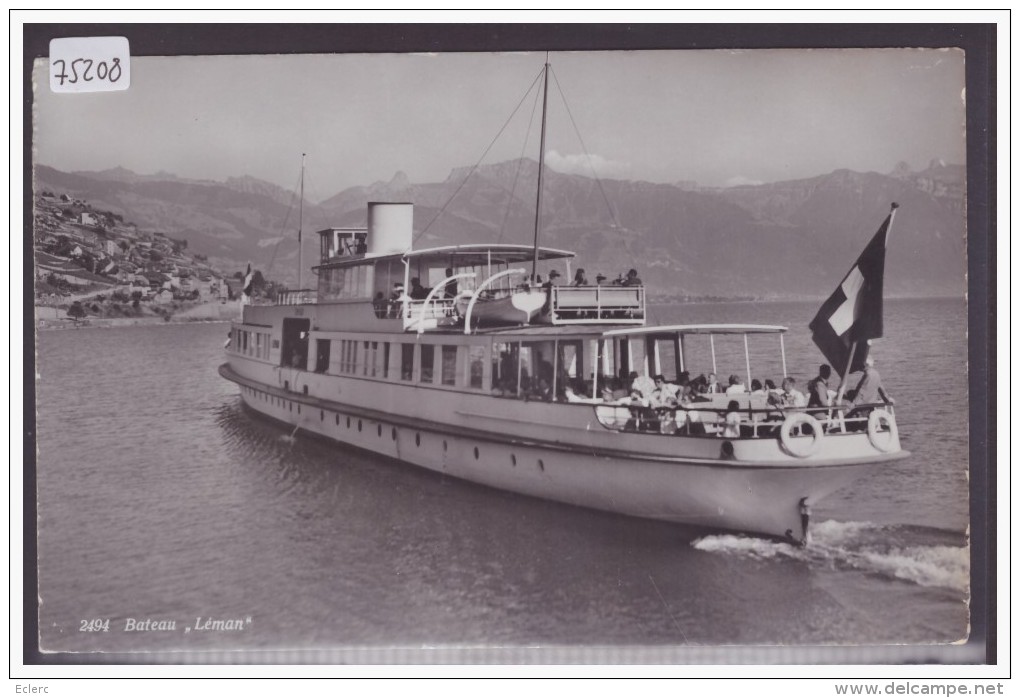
[567, 268, 643, 287]
[372, 268, 468, 319]
[595, 360, 893, 436]
[489, 356, 893, 437]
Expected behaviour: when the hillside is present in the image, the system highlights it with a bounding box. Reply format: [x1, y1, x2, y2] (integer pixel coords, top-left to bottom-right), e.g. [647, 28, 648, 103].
[33, 160, 967, 298]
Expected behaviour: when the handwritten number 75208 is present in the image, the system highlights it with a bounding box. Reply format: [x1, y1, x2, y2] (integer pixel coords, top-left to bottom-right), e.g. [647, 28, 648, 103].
[52, 57, 122, 86]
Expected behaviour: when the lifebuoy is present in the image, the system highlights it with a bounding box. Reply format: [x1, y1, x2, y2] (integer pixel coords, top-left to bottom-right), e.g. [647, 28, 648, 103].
[867, 408, 898, 452]
[779, 413, 824, 458]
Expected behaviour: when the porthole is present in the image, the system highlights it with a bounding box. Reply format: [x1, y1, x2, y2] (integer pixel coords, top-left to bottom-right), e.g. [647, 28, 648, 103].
[320, 410, 325, 421]
[474, 447, 479, 460]
[336, 414, 340, 426]
[415, 433, 421, 447]
[358, 420, 363, 432]
[443, 440, 448, 452]
[538, 459, 545, 472]
[378, 424, 382, 437]
[392, 428, 397, 441]
[289, 402, 292, 412]
[511, 454, 517, 466]
[347, 416, 351, 429]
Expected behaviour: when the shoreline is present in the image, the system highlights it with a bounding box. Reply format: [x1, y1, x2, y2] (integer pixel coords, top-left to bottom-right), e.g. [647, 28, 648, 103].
[36, 315, 233, 331]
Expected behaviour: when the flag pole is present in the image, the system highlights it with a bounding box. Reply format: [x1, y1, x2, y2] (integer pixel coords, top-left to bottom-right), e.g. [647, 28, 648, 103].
[834, 340, 858, 404]
[833, 202, 898, 405]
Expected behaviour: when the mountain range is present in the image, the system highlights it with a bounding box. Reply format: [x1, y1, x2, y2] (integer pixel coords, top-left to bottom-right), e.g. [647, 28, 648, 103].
[33, 159, 967, 298]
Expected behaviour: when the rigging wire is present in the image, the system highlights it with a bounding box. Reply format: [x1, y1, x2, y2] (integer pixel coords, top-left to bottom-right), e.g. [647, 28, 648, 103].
[496, 74, 544, 245]
[412, 65, 546, 247]
[550, 66, 622, 230]
[264, 167, 303, 278]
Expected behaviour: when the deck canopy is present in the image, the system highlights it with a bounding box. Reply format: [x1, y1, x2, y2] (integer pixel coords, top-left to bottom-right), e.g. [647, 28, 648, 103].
[602, 323, 788, 337]
[314, 243, 574, 270]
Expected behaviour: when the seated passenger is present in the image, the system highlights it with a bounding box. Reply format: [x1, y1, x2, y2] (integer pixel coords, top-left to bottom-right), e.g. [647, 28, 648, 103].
[602, 377, 631, 403]
[724, 374, 746, 395]
[409, 277, 430, 300]
[564, 379, 592, 403]
[649, 374, 680, 408]
[769, 377, 807, 408]
[749, 379, 767, 396]
[443, 268, 458, 299]
[807, 364, 833, 408]
[572, 269, 589, 286]
[722, 400, 742, 438]
[621, 268, 642, 286]
[630, 371, 656, 400]
[389, 283, 407, 318]
[532, 377, 553, 401]
[372, 291, 388, 318]
[625, 389, 658, 432]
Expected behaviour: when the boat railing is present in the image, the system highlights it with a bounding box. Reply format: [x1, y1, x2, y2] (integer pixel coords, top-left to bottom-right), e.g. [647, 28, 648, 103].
[549, 285, 645, 325]
[273, 289, 318, 305]
[591, 401, 897, 438]
[402, 297, 459, 331]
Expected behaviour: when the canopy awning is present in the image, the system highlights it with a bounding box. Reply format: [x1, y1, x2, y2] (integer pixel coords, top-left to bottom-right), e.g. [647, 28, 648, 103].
[602, 323, 788, 337]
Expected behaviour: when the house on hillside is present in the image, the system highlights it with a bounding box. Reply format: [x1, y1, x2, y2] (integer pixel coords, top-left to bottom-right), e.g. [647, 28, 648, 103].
[79, 212, 97, 226]
[141, 271, 171, 289]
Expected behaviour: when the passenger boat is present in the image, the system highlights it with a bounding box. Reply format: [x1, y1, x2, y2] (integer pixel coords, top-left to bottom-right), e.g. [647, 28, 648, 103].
[219, 61, 908, 544]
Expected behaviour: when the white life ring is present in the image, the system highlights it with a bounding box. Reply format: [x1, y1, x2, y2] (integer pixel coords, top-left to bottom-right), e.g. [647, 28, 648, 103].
[867, 408, 898, 452]
[779, 413, 824, 458]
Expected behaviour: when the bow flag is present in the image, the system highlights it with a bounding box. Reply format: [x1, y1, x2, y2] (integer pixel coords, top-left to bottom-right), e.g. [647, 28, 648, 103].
[241, 263, 254, 304]
[809, 204, 898, 375]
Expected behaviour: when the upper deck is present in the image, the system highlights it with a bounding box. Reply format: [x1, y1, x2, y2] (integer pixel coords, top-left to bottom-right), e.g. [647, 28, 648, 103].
[252, 202, 647, 333]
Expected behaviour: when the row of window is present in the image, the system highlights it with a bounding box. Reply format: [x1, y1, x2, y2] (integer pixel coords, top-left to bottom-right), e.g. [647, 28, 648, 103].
[317, 338, 485, 390]
[232, 328, 272, 360]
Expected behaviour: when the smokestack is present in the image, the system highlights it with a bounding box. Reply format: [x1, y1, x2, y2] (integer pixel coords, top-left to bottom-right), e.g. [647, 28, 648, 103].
[367, 202, 413, 255]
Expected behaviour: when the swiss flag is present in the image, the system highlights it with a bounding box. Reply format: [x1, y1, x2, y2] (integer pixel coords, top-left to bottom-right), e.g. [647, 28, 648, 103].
[808, 205, 897, 375]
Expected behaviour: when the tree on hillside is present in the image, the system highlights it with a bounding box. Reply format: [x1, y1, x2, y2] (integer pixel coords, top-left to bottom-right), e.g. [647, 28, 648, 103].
[66, 301, 86, 324]
[118, 240, 130, 253]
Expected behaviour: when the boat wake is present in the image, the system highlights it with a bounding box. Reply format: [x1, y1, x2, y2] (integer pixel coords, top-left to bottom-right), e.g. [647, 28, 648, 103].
[692, 520, 969, 594]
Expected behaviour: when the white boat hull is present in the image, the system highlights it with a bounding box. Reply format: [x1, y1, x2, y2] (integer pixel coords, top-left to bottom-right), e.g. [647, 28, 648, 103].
[222, 363, 900, 543]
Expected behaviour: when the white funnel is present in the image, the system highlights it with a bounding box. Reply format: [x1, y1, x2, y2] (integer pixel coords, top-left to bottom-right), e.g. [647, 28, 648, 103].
[367, 202, 413, 254]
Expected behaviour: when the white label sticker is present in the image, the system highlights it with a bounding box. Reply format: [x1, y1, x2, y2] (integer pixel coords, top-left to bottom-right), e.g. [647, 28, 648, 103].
[49, 36, 130, 93]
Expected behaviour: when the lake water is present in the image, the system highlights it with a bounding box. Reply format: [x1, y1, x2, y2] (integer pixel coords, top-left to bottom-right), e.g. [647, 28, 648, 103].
[33, 298, 973, 660]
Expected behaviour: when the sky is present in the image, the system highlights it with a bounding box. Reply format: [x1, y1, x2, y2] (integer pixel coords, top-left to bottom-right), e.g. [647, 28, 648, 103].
[33, 48, 966, 200]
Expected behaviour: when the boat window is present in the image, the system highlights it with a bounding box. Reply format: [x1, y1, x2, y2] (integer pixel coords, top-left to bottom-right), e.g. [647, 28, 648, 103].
[468, 345, 485, 389]
[314, 339, 330, 373]
[420, 344, 435, 384]
[491, 342, 519, 397]
[441, 345, 457, 386]
[400, 343, 414, 381]
[556, 340, 585, 400]
[652, 336, 681, 382]
[521, 340, 555, 401]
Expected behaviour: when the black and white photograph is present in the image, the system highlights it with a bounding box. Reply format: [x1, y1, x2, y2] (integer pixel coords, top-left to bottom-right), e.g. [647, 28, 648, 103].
[22, 22, 995, 670]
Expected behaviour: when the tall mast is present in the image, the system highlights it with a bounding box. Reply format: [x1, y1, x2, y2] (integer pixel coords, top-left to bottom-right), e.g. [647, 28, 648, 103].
[298, 153, 305, 290]
[531, 56, 550, 279]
